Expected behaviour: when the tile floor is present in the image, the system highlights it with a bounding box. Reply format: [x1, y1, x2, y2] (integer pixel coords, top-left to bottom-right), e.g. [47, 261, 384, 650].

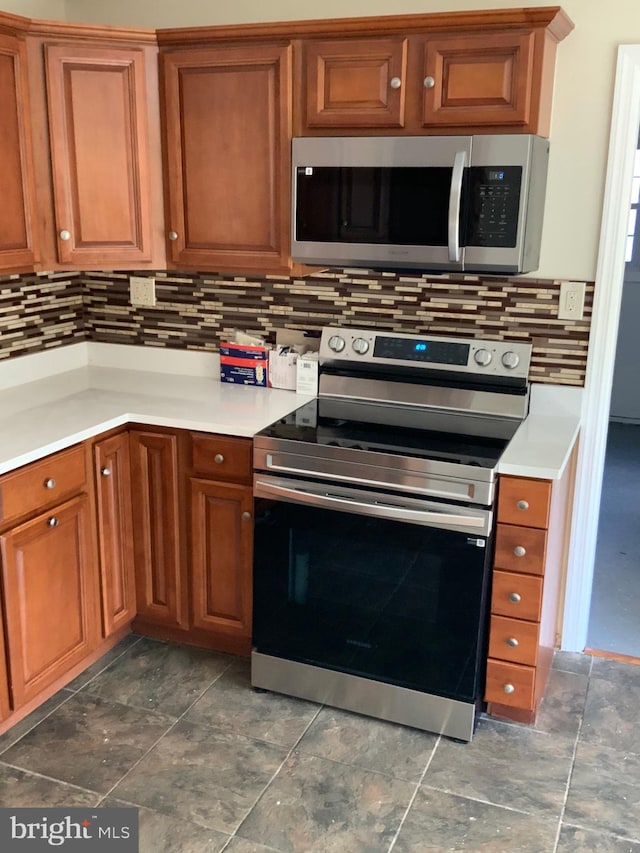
[0, 635, 639, 852]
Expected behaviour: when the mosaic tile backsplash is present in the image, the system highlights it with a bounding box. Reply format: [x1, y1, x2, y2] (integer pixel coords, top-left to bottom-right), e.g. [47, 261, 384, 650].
[1, 268, 593, 385]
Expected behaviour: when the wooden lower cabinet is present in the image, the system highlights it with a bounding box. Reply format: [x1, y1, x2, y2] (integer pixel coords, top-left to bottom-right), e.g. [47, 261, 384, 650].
[0, 494, 101, 707]
[94, 431, 136, 637]
[190, 478, 253, 654]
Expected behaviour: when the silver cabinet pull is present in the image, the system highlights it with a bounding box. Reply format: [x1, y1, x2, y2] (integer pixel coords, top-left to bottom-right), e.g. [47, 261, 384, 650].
[517, 500, 529, 511]
[241, 511, 252, 521]
[214, 453, 224, 464]
[513, 545, 526, 557]
[423, 75, 436, 88]
[48, 517, 59, 528]
[506, 637, 519, 648]
[389, 76, 402, 89]
[59, 229, 71, 241]
[503, 683, 515, 694]
[168, 231, 178, 241]
[44, 478, 56, 489]
[101, 467, 111, 477]
[509, 592, 522, 603]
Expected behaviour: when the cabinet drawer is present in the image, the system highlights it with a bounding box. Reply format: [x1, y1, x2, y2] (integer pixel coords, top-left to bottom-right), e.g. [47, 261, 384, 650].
[488, 615, 539, 667]
[485, 659, 535, 710]
[491, 570, 543, 622]
[191, 434, 252, 483]
[494, 524, 547, 575]
[498, 477, 551, 528]
[0, 444, 86, 526]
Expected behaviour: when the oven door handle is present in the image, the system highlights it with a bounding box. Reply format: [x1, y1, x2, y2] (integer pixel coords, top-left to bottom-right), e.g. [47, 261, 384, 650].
[254, 478, 489, 533]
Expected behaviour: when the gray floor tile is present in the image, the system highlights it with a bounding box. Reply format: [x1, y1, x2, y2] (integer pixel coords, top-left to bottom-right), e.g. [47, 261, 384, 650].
[223, 840, 285, 853]
[580, 676, 640, 753]
[590, 657, 640, 689]
[297, 706, 437, 782]
[82, 637, 232, 717]
[557, 825, 640, 852]
[534, 669, 589, 738]
[564, 741, 640, 840]
[0, 763, 100, 806]
[0, 689, 74, 754]
[393, 787, 558, 852]
[424, 718, 574, 817]
[112, 719, 287, 835]
[237, 749, 414, 852]
[553, 650, 593, 676]
[65, 634, 142, 691]
[184, 659, 320, 747]
[103, 796, 231, 853]
[0, 692, 173, 794]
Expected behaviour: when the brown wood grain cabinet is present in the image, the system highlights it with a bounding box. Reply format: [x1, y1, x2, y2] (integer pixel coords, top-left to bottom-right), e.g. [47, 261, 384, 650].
[94, 431, 136, 638]
[0, 28, 39, 273]
[160, 42, 293, 273]
[0, 443, 101, 710]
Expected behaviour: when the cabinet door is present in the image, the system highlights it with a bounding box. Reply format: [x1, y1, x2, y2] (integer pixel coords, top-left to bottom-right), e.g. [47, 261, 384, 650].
[0, 495, 100, 708]
[129, 430, 188, 630]
[303, 36, 408, 129]
[161, 43, 292, 272]
[94, 432, 136, 637]
[190, 478, 253, 650]
[0, 33, 38, 273]
[421, 31, 535, 129]
[44, 43, 157, 267]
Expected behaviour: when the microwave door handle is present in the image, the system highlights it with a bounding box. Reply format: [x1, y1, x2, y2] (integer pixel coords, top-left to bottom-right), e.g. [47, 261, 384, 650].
[448, 150, 467, 263]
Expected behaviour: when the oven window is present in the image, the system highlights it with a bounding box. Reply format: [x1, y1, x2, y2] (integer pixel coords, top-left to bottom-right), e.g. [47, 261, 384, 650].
[253, 499, 492, 703]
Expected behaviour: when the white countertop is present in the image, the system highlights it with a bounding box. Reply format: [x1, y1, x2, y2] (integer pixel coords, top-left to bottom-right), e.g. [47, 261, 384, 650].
[0, 343, 581, 479]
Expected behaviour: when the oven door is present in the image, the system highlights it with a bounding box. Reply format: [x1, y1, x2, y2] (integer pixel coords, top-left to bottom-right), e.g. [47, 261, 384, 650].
[253, 474, 493, 704]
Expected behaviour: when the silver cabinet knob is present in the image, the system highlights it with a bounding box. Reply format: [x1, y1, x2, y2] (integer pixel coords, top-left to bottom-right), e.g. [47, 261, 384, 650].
[101, 467, 111, 477]
[503, 683, 515, 694]
[44, 478, 56, 489]
[516, 500, 529, 511]
[214, 453, 224, 464]
[513, 545, 526, 557]
[389, 76, 402, 89]
[168, 231, 178, 241]
[506, 637, 519, 648]
[48, 517, 59, 528]
[241, 511, 252, 521]
[509, 592, 522, 603]
[59, 229, 71, 241]
[423, 76, 436, 89]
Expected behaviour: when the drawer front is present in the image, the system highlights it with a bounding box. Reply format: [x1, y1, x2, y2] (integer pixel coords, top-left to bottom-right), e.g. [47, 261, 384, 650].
[488, 614, 539, 666]
[494, 524, 547, 575]
[191, 433, 252, 483]
[0, 444, 86, 526]
[498, 476, 552, 528]
[485, 659, 535, 709]
[491, 569, 543, 622]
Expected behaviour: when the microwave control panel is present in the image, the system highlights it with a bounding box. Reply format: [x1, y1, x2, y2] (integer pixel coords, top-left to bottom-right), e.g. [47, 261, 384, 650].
[465, 166, 522, 248]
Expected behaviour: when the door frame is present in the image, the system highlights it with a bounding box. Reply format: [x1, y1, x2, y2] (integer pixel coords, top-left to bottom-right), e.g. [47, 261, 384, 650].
[561, 45, 640, 651]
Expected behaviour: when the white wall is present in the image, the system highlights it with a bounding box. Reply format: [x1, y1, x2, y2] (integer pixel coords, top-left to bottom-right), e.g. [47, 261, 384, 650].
[1, 0, 65, 16]
[1, 0, 630, 282]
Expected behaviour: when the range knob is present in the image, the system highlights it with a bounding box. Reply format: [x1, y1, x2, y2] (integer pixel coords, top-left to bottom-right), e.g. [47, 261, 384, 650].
[502, 351, 520, 370]
[352, 337, 370, 355]
[474, 348, 492, 367]
[328, 335, 346, 353]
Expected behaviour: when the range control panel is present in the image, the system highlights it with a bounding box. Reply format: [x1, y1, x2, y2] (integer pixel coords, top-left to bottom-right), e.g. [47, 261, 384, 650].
[319, 326, 532, 380]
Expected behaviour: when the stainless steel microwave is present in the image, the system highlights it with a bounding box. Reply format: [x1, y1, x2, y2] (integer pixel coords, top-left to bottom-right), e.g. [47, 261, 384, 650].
[291, 135, 549, 274]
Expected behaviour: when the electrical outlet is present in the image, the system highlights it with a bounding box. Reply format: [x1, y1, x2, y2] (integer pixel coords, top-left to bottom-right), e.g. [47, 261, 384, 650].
[130, 276, 156, 307]
[558, 281, 586, 321]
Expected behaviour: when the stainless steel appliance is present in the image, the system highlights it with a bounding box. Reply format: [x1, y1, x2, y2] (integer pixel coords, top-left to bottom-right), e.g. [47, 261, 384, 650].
[252, 326, 532, 741]
[291, 134, 549, 274]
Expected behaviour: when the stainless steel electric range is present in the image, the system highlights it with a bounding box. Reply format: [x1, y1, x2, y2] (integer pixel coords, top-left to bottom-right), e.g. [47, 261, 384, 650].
[251, 326, 532, 741]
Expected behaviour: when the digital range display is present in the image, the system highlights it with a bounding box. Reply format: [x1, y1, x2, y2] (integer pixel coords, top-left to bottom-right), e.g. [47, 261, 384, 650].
[373, 336, 470, 365]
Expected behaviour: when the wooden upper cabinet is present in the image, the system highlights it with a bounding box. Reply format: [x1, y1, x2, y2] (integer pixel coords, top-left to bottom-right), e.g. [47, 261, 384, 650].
[304, 36, 408, 129]
[0, 32, 38, 273]
[161, 42, 292, 272]
[43, 43, 162, 268]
